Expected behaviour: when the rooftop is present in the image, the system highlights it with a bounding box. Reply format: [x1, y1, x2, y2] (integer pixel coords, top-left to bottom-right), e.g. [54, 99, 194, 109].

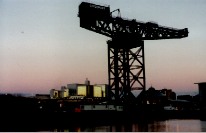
[194, 82, 206, 84]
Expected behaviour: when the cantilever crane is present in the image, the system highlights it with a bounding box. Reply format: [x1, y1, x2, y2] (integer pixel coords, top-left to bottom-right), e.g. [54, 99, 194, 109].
[78, 2, 188, 103]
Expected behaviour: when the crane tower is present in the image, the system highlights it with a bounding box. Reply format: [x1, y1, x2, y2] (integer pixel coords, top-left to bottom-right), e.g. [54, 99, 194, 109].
[78, 2, 188, 103]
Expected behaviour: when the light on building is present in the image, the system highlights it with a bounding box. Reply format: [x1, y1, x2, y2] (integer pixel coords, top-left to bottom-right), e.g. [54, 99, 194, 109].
[94, 86, 102, 97]
[77, 86, 87, 96]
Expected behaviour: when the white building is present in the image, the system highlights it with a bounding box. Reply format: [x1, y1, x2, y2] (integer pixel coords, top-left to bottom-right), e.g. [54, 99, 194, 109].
[50, 86, 69, 99]
[50, 89, 60, 99]
[61, 86, 69, 98]
[67, 79, 93, 97]
[64, 79, 109, 98]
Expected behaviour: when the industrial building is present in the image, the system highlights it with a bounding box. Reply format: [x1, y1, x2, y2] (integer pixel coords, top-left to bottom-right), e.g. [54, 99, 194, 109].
[195, 82, 206, 106]
[67, 83, 108, 98]
[67, 84, 93, 97]
[50, 86, 69, 99]
[50, 89, 60, 99]
[50, 79, 109, 99]
[61, 86, 69, 98]
[93, 84, 108, 97]
[80, 104, 123, 112]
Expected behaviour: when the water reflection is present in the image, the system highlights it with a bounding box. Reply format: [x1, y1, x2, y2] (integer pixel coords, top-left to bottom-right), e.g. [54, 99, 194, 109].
[201, 120, 206, 131]
[51, 119, 206, 132]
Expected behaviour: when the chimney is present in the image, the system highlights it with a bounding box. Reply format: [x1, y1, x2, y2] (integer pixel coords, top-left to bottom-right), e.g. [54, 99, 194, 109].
[85, 78, 90, 85]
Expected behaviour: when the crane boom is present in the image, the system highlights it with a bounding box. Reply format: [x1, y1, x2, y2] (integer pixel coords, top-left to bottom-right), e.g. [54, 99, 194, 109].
[78, 2, 188, 41]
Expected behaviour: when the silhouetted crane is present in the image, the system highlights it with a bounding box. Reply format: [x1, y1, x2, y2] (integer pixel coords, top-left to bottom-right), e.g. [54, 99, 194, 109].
[78, 2, 188, 103]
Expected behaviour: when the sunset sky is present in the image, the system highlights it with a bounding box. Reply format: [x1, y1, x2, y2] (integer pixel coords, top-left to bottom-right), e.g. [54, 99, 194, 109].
[0, 0, 205, 94]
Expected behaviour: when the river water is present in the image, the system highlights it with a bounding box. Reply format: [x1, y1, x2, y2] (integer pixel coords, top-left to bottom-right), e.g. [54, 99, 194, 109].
[48, 119, 206, 132]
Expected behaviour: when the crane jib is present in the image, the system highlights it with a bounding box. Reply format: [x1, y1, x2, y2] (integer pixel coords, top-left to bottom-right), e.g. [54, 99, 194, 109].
[78, 2, 188, 40]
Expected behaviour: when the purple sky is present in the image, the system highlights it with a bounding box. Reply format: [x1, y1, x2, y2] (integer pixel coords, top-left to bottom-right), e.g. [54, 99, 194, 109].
[0, 0, 205, 94]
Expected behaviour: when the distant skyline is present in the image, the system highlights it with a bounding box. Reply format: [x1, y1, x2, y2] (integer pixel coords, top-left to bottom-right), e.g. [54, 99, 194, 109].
[0, 0, 205, 94]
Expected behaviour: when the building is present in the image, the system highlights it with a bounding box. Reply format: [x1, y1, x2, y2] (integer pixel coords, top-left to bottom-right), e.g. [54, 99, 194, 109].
[35, 94, 50, 99]
[80, 104, 123, 112]
[61, 86, 69, 98]
[50, 89, 60, 99]
[160, 88, 176, 100]
[67, 84, 87, 96]
[93, 84, 108, 98]
[67, 79, 109, 98]
[67, 84, 78, 96]
[85, 78, 90, 85]
[50, 79, 109, 99]
[50, 86, 69, 99]
[195, 82, 206, 106]
[145, 86, 178, 105]
[67, 84, 94, 97]
[146, 86, 167, 105]
[93, 85, 102, 97]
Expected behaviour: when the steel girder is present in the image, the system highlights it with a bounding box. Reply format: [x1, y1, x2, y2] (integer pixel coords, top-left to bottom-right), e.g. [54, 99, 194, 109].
[80, 17, 188, 40]
[108, 40, 145, 101]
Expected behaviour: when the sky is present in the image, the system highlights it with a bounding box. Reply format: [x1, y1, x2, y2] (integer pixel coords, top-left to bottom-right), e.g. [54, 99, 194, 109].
[0, 0, 205, 94]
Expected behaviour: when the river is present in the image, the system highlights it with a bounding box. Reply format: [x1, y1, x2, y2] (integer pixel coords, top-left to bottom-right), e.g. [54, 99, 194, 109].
[43, 119, 206, 132]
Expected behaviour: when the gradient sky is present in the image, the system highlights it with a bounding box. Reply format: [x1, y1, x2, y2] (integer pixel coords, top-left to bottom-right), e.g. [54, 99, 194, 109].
[0, 0, 205, 94]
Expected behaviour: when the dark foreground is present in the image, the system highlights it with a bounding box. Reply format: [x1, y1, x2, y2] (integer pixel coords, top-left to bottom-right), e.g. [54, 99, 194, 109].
[0, 94, 205, 131]
[0, 110, 205, 132]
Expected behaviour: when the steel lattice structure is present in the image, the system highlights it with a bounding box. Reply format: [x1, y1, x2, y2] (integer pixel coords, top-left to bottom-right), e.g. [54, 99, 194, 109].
[78, 2, 188, 102]
[107, 40, 145, 101]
